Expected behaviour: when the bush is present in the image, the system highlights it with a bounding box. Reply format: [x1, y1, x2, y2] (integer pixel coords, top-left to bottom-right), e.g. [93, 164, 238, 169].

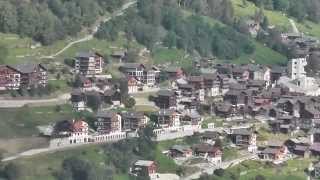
[124, 97, 136, 108]
[255, 175, 266, 180]
[64, 58, 74, 67]
[214, 168, 225, 177]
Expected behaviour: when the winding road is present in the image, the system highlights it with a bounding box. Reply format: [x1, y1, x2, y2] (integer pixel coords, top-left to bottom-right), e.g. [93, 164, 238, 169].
[41, 0, 137, 59]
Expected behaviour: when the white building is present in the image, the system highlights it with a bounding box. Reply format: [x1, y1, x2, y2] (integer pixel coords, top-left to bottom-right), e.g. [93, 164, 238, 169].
[287, 57, 308, 80]
[69, 120, 91, 144]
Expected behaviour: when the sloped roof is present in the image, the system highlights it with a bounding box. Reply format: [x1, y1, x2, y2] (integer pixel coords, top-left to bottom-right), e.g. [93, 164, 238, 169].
[12, 63, 40, 74]
[96, 110, 117, 118]
[231, 128, 252, 135]
[76, 51, 96, 58]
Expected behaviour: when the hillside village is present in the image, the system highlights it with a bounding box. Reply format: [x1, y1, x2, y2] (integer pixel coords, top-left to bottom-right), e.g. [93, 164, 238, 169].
[1, 29, 320, 179]
[2, 0, 320, 180]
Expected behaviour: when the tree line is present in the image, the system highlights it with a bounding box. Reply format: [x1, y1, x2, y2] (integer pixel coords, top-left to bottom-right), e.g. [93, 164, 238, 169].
[247, 0, 320, 23]
[96, 0, 255, 60]
[0, 0, 125, 45]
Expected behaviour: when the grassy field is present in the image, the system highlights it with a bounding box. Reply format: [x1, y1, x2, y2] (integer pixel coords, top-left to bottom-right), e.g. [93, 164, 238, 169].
[5, 140, 180, 180]
[0, 32, 139, 65]
[233, 41, 288, 65]
[206, 158, 313, 180]
[222, 147, 240, 161]
[256, 126, 292, 144]
[152, 47, 193, 69]
[202, 116, 224, 128]
[0, 104, 73, 138]
[233, 0, 320, 38]
[8, 145, 109, 180]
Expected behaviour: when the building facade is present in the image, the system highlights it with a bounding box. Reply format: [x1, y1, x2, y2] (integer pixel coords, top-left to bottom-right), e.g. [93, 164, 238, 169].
[74, 52, 104, 77]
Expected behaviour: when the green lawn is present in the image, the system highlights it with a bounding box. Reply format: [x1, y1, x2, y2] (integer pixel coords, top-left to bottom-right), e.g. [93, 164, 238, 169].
[0, 104, 73, 138]
[222, 147, 240, 161]
[152, 47, 192, 69]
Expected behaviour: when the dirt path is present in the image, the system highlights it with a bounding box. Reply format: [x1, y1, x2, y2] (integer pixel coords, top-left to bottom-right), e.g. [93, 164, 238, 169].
[41, 0, 137, 59]
[289, 18, 300, 34]
[0, 93, 70, 108]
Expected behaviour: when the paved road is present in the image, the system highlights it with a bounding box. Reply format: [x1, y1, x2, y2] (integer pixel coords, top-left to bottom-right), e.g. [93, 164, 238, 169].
[0, 93, 70, 108]
[41, 0, 137, 59]
[289, 18, 300, 34]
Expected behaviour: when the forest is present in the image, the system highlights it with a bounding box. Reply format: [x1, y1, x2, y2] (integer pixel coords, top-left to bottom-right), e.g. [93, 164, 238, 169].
[0, 0, 124, 45]
[96, 0, 255, 60]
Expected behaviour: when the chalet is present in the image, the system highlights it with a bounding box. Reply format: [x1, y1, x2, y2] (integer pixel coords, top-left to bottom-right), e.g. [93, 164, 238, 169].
[155, 109, 181, 128]
[188, 76, 204, 90]
[74, 52, 104, 77]
[52, 120, 73, 138]
[203, 73, 221, 97]
[76, 76, 94, 90]
[214, 102, 234, 118]
[192, 143, 222, 164]
[300, 107, 320, 130]
[127, 76, 140, 94]
[95, 111, 121, 134]
[181, 110, 202, 126]
[0, 65, 20, 90]
[163, 67, 184, 80]
[178, 83, 195, 97]
[200, 131, 221, 145]
[130, 160, 157, 179]
[276, 98, 298, 116]
[232, 67, 249, 80]
[71, 89, 86, 111]
[111, 50, 126, 63]
[285, 137, 310, 157]
[169, 145, 193, 158]
[246, 19, 260, 37]
[156, 90, 177, 109]
[11, 63, 47, 88]
[104, 89, 121, 105]
[270, 66, 286, 84]
[229, 128, 257, 150]
[188, 76, 205, 101]
[269, 115, 297, 134]
[143, 66, 160, 86]
[215, 64, 232, 75]
[247, 80, 267, 90]
[119, 63, 145, 81]
[251, 66, 271, 86]
[121, 111, 149, 131]
[258, 141, 287, 162]
[67, 120, 91, 144]
[179, 97, 200, 111]
[220, 74, 231, 95]
[224, 90, 248, 106]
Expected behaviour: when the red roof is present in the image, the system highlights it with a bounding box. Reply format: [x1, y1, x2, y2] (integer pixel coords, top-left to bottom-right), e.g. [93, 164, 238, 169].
[71, 120, 88, 132]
